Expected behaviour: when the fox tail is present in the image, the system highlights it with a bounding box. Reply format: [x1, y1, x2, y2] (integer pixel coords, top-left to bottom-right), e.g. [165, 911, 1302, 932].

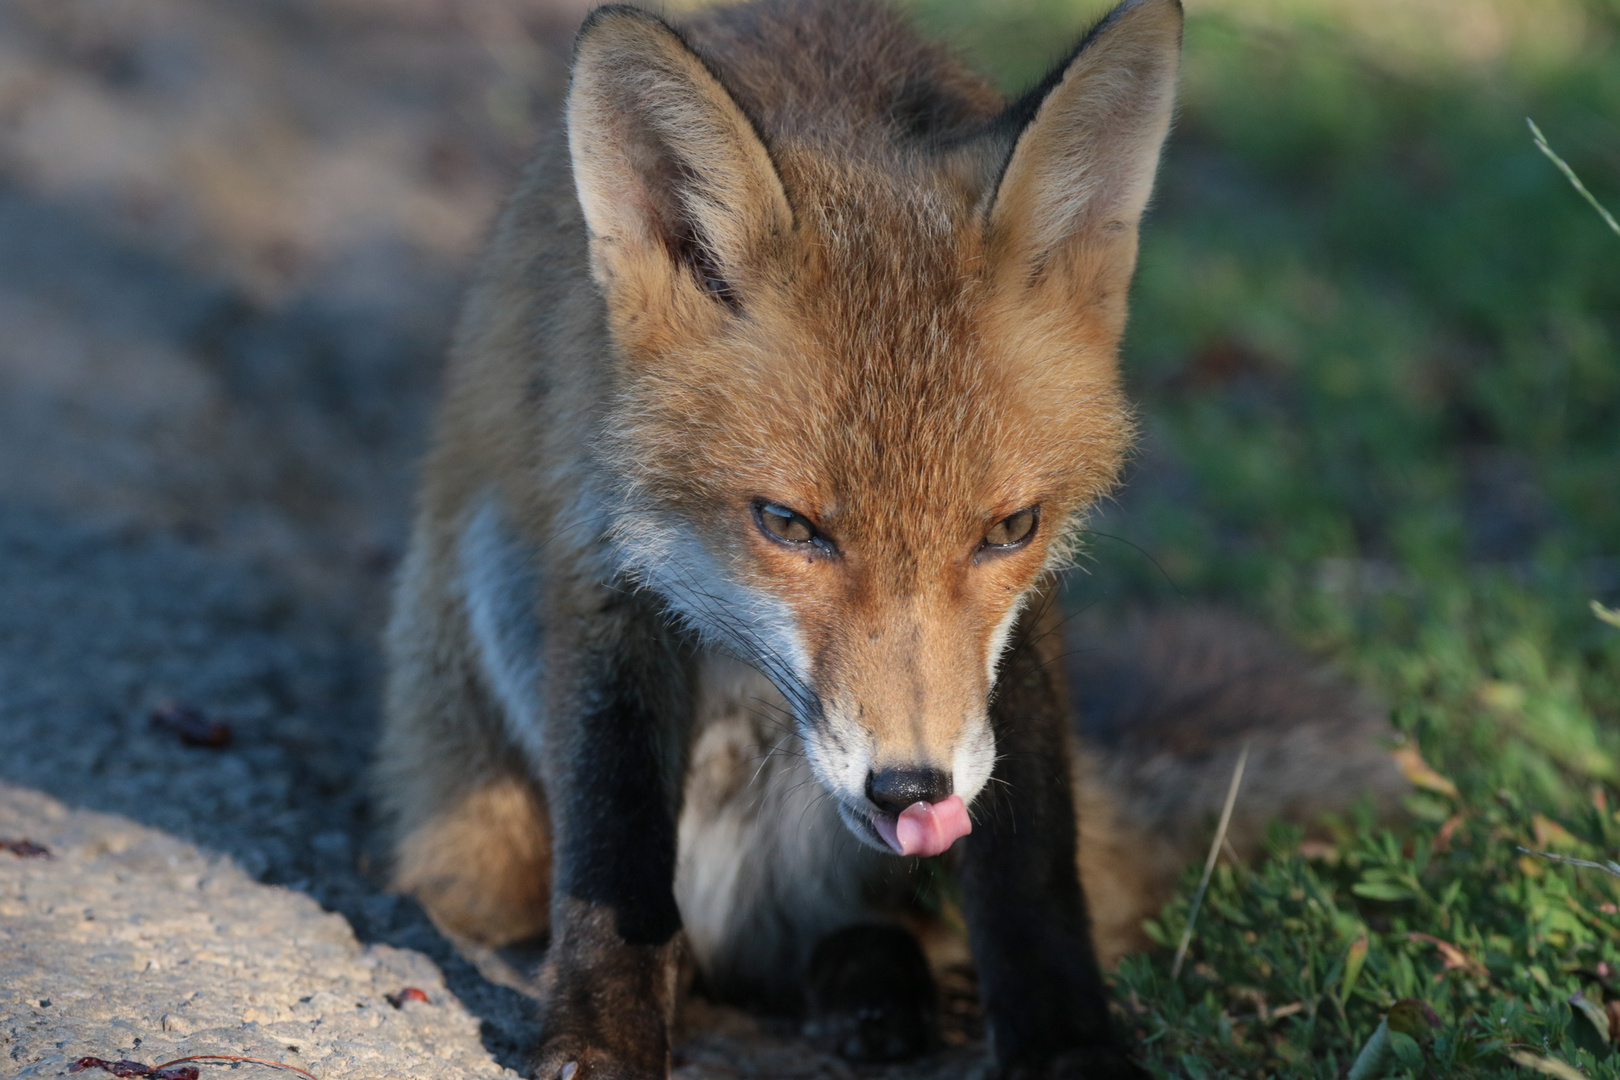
[1066, 608, 1407, 964]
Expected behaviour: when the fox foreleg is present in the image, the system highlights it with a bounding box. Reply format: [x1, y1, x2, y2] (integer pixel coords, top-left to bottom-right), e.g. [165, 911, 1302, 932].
[531, 590, 693, 1080]
[959, 599, 1144, 1080]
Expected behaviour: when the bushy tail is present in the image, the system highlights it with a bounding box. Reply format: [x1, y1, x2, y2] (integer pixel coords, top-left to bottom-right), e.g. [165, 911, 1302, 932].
[1065, 608, 1407, 963]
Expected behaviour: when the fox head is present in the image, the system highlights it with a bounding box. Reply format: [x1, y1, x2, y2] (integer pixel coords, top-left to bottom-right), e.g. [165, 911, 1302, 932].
[567, 0, 1181, 855]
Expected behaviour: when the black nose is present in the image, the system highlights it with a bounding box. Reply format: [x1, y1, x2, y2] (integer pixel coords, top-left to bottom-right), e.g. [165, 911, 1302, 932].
[865, 767, 952, 814]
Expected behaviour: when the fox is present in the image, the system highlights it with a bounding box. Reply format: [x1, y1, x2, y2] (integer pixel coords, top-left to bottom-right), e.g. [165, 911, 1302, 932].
[376, 0, 1405, 1076]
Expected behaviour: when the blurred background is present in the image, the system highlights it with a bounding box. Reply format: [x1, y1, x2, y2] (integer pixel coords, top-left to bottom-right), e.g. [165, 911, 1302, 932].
[0, 0, 1615, 1072]
[0, 0, 587, 624]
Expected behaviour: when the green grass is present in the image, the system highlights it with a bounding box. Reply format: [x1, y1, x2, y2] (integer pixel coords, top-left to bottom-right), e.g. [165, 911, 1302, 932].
[905, 0, 1620, 1074]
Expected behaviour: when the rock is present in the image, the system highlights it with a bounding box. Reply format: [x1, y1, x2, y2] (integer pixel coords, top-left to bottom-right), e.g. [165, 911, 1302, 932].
[0, 783, 519, 1080]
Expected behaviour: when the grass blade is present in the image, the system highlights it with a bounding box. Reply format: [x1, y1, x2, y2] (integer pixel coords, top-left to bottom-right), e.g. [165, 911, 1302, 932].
[1529, 118, 1620, 240]
[1346, 1018, 1391, 1080]
[1516, 845, 1620, 879]
[1171, 742, 1249, 979]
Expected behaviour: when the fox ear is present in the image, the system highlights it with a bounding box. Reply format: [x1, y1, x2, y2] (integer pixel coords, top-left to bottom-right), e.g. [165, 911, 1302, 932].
[567, 6, 792, 311]
[985, 0, 1181, 319]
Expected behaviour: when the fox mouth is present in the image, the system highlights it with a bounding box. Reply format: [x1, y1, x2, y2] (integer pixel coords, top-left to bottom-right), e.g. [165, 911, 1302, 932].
[836, 796, 972, 858]
[838, 801, 899, 854]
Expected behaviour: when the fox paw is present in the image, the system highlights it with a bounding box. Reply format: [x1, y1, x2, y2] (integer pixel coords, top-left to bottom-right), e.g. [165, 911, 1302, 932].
[531, 1038, 666, 1080]
[803, 923, 939, 1063]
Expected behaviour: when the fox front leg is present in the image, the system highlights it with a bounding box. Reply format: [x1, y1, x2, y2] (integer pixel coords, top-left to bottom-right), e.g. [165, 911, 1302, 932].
[530, 593, 693, 1080]
[958, 601, 1146, 1080]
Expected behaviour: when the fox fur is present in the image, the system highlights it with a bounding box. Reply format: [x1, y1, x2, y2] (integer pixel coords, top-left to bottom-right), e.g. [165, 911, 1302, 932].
[377, 0, 1404, 1076]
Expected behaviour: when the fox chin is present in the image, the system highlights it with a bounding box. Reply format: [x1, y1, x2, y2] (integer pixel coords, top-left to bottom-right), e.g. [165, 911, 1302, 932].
[376, 1, 1404, 1077]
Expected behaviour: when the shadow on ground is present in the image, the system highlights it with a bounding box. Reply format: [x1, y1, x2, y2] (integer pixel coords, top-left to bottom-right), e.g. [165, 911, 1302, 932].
[0, 1, 994, 1076]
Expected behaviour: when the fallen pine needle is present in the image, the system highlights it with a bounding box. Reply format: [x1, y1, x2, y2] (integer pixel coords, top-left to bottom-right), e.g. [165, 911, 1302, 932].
[1172, 742, 1249, 979]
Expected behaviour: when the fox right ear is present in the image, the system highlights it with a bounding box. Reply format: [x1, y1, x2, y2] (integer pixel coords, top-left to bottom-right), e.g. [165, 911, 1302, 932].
[567, 6, 793, 321]
[984, 0, 1181, 335]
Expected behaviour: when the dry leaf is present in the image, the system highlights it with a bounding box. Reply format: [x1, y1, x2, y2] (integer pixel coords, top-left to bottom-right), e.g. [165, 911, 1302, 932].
[1434, 813, 1468, 853]
[1392, 746, 1459, 798]
[1532, 813, 1579, 852]
[1408, 933, 1488, 979]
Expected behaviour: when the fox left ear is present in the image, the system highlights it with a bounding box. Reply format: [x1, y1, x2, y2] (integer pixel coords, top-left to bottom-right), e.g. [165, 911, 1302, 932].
[567, 6, 793, 320]
[985, 0, 1182, 326]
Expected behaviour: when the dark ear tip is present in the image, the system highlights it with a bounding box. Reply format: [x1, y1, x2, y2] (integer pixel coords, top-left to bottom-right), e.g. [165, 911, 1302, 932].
[1111, 0, 1185, 32]
[573, 4, 676, 58]
[1096, 0, 1184, 39]
[1117, 0, 1184, 16]
[996, 0, 1181, 137]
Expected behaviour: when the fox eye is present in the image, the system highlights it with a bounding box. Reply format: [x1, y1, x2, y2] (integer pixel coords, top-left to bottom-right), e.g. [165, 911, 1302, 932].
[983, 506, 1039, 551]
[754, 501, 819, 546]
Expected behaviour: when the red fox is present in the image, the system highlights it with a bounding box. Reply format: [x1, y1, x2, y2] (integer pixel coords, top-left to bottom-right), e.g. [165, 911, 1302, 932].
[377, 0, 1403, 1076]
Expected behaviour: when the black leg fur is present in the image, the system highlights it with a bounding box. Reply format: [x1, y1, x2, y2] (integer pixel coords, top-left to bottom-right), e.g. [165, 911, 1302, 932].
[959, 596, 1145, 1080]
[803, 924, 939, 1063]
[532, 591, 694, 1080]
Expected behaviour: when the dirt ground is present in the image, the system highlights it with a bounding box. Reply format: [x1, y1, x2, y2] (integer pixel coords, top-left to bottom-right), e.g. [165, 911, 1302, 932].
[0, 0, 989, 1076]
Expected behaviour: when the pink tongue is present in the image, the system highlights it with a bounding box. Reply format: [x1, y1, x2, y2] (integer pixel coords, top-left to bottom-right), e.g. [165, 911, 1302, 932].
[878, 795, 972, 857]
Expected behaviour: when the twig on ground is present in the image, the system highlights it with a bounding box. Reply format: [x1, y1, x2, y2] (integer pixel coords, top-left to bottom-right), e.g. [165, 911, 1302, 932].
[70, 1060, 197, 1080]
[1172, 742, 1249, 979]
[155, 1058, 319, 1080]
[1529, 118, 1620, 240]
[73, 1056, 320, 1080]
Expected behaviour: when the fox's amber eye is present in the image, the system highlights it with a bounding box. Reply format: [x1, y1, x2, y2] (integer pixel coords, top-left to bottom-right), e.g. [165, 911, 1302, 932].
[755, 501, 817, 545]
[983, 506, 1039, 550]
